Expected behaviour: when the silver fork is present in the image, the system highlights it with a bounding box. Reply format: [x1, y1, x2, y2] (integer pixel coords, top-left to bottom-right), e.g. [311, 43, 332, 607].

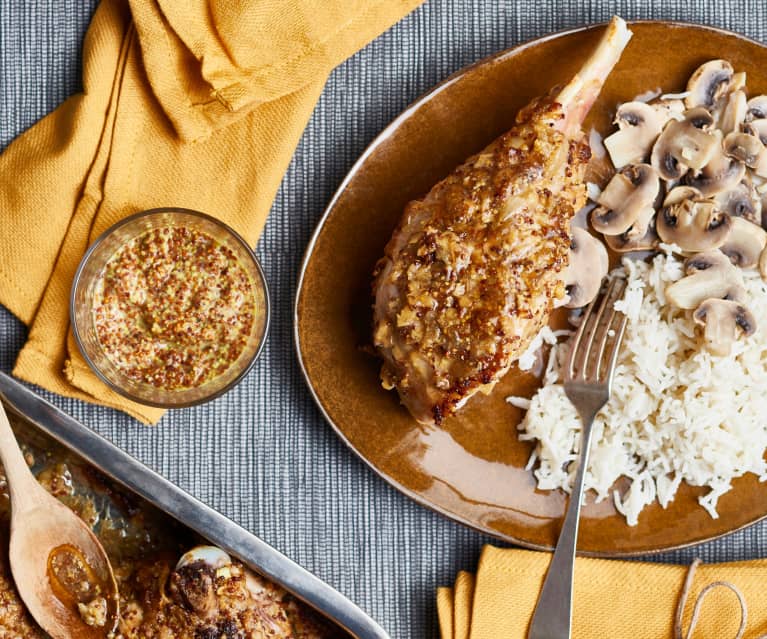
[527, 276, 628, 639]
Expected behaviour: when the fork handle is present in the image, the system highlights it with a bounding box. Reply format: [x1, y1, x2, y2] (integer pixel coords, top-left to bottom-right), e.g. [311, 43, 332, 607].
[527, 412, 597, 639]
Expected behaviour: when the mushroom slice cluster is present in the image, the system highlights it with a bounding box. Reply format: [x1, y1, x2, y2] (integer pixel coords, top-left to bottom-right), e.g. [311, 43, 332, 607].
[656, 186, 731, 252]
[665, 250, 755, 356]
[604, 101, 679, 168]
[665, 250, 745, 309]
[589, 58, 767, 354]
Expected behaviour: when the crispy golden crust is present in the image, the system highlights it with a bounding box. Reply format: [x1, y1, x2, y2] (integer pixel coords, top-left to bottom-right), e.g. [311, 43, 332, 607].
[373, 98, 590, 424]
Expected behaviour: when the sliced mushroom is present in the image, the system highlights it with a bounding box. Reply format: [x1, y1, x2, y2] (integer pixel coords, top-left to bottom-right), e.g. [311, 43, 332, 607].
[751, 174, 767, 228]
[684, 60, 734, 110]
[626, 200, 657, 239]
[651, 98, 686, 120]
[742, 118, 767, 145]
[665, 250, 745, 309]
[663, 185, 703, 207]
[563, 227, 609, 308]
[719, 216, 767, 268]
[714, 180, 762, 225]
[760, 244, 767, 281]
[693, 298, 756, 356]
[603, 102, 669, 168]
[590, 164, 660, 234]
[718, 89, 747, 134]
[645, 99, 686, 142]
[656, 197, 731, 252]
[584, 154, 616, 190]
[724, 131, 767, 176]
[684, 131, 746, 196]
[746, 95, 767, 122]
[604, 218, 660, 252]
[650, 108, 718, 181]
[730, 71, 747, 92]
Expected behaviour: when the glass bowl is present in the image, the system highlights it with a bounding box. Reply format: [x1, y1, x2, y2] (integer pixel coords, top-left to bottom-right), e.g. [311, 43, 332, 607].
[70, 208, 270, 408]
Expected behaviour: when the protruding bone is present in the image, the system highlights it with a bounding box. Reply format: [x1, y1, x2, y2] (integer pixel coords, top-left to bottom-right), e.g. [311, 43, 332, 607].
[556, 17, 633, 136]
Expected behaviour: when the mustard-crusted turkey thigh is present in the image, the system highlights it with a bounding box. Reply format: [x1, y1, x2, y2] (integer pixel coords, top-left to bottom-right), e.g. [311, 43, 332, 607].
[373, 18, 632, 425]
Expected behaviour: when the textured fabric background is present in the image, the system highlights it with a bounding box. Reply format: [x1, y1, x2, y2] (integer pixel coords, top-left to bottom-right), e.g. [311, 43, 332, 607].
[2, 2, 767, 638]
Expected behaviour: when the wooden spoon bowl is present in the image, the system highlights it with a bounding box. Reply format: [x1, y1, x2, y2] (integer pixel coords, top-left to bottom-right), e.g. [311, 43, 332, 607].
[0, 404, 119, 638]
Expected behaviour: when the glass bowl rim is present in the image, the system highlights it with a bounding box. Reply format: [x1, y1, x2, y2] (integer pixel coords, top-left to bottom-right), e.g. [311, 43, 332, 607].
[69, 207, 271, 409]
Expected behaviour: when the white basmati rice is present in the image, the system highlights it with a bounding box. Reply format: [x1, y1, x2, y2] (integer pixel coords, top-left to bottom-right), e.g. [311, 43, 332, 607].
[509, 251, 767, 526]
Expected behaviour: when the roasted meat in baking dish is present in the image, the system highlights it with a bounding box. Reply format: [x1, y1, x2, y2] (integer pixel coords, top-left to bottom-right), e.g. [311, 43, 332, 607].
[0, 430, 335, 639]
[0, 545, 332, 638]
[373, 17, 632, 425]
[116, 546, 332, 638]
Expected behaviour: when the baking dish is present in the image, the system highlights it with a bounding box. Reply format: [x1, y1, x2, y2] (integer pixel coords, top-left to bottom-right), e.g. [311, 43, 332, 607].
[0, 372, 388, 639]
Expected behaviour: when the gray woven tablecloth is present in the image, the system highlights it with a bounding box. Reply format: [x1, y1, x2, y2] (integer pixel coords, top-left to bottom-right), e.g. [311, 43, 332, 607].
[2, 2, 767, 637]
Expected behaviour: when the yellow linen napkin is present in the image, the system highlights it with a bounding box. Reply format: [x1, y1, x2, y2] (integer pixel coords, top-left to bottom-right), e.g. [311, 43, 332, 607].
[0, 0, 421, 423]
[439, 546, 767, 638]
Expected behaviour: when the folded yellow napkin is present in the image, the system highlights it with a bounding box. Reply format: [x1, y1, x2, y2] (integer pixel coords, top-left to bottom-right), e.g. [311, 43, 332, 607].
[0, 0, 421, 423]
[439, 546, 767, 638]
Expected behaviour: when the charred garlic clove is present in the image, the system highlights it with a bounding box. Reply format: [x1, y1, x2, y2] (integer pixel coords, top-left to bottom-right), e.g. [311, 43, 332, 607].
[719, 216, 767, 268]
[684, 132, 746, 196]
[713, 179, 762, 225]
[656, 195, 731, 252]
[745, 95, 767, 122]
[603, 102, 668, 168]
[665, 250, 745, 309]
[693, 298, 756, 356]
[604, 221, 659, 253]
[563, 227, 609, 308]
[651, 108, 718, 181]
[590, 164, 660, 235]
[684, 60, 734, 110]
[176, 545, 232, 571]
[172, 546, 233, 619]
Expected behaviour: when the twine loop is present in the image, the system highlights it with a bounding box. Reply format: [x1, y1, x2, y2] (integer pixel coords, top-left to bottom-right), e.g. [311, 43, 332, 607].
[675, 558, 767, 639]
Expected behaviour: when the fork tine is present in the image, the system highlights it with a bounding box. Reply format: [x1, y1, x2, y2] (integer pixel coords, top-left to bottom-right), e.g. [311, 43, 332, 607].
[569, 277, 619, 381]
[567, 288, 601, 380]
[594, 278, 627, 381]
[604, 305, 628, 389]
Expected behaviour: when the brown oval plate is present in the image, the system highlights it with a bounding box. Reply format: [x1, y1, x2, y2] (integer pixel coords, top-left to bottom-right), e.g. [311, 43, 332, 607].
[295, 21, 767, 556]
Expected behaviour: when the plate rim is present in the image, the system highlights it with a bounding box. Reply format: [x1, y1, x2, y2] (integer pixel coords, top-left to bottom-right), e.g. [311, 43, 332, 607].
[294, 19, 767, 557]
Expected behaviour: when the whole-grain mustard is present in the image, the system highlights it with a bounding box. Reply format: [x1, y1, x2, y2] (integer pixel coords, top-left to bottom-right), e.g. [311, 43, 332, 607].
[93, 226, 257, 391]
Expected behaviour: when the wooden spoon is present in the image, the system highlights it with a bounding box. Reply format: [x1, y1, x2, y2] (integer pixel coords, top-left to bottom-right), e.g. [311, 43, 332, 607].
[0, 402, 119, 637]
